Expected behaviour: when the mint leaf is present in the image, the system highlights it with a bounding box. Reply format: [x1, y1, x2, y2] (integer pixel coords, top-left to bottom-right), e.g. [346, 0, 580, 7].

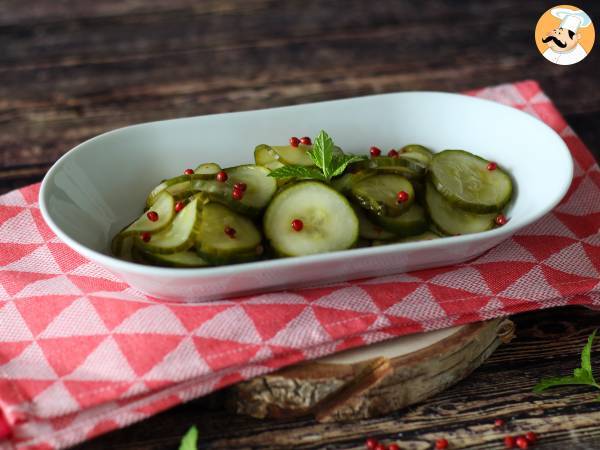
[534, 329, 599, 394]
[533, 375, 590, 392]
[269, 131, 361, 182]
[582, 329, 597, 380]
[330, 154, 366, 178]
[309, 130, 334, 177]
[267, 165, 326, 180]
[179, 426, 198, 450]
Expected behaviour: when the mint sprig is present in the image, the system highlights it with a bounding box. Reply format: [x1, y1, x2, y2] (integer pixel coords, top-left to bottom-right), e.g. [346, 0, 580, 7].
[534, 329, 599, 398]
[268, 130, 365, 182]
[266, 165, 326, 181]
[179, 426, 198, 450]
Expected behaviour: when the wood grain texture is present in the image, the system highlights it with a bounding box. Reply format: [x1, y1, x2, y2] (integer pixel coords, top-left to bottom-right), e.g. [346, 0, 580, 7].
[230, 320, 514, 422]
[76, 307, 600, 449]
[1, 1, 599, 448]
[0, 0, 599, 174]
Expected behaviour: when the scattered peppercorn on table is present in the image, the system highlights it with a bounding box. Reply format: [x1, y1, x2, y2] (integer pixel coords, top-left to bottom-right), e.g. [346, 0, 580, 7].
[2, 0, 600, 449]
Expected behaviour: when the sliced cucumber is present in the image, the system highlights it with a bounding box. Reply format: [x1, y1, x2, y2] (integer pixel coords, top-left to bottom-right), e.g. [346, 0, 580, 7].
[166, 181, 195, 199]
[331, 170, 376, 193]
[350, 156, 426, 179]
[353, 206, 396, 240]
[371, 203, 428, 236]
[254, 144, 285, 171]
[401, 230, 441, 242]
[196, 203, 263, 264]
[272, 144, 314, 166]
[125, 191, 175, 234]
[111, 235, 135, 261]
[146, 175, 189, 207]
[350, 174, 415, 217]
[137, 249, 209, 267]
[228, 165, 277, 210]
[429, 150, 512, 213]
[371, 230, 440, 246]
[147, 173, 218, 207]
[264, 181, 359, 256]
[425, 182, 496, 236]
[400, 144, 434, 165]
[205, 165, 277, 217]
[134, 197, 199, 254]
[194, 163, 221, 175]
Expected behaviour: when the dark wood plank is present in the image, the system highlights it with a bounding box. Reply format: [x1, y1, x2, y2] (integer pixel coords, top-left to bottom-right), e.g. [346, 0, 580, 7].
[0, 0, 599, 172]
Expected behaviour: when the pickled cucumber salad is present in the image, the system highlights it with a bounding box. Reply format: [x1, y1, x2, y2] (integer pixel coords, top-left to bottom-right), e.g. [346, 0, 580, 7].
[111, 131, 513, 267]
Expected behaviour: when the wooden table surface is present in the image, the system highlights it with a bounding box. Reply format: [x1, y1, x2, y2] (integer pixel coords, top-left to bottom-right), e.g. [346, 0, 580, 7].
[2, 1, 599, 448]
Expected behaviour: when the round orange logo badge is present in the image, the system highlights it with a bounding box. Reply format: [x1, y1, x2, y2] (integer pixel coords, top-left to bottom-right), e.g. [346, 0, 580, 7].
[535, 5, 595, 65]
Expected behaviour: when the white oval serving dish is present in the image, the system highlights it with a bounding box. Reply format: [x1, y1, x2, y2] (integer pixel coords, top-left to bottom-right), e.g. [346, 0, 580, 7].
[39, 92, 572, 301]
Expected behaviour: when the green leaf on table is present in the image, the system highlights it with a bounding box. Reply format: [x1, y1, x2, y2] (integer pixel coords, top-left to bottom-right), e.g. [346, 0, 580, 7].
[179, 426, 198, 450]
[534, 329, 599, 394]
[534, 375, 591, 392]
[581, 329, 597, 379]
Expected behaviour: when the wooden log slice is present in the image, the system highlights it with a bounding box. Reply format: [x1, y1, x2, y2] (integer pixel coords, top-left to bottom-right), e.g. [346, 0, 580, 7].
[228, 318, 515, 422]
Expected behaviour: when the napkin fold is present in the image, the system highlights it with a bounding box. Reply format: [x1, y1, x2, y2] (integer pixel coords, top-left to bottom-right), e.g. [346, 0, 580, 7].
[0, 80, 599, 450]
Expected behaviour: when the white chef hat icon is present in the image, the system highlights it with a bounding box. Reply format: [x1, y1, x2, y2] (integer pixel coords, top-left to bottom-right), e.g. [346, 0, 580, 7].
[551, 7, 592, 33]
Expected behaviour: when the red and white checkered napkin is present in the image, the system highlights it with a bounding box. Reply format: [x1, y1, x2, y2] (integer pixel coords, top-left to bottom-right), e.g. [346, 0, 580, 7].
[1, 80, 599, 449]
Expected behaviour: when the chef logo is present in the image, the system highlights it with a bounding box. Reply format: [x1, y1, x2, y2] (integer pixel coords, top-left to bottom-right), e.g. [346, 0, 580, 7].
[535, 5, 595, 65]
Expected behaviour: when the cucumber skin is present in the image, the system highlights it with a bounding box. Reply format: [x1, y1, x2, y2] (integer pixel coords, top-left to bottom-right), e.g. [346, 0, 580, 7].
[350, 156, 427, 180]
[194, 243, 262, 265]
[429, 149, 513, 214]
[400, 144, 433, 157]
[425, 182, 496, 236]
[370, 204, 428, 237]
[133, 247, 209, 268]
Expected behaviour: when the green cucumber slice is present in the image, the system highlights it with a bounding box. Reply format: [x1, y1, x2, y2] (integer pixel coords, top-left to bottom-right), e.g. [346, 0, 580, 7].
[272, 144, 314, 166]
[125, 191, 175, 234]
[254, 144, 285, 170]
[425, 182, 496, 236]
[111, 235, 135, 261]
[350, 174, 415, 217]
[137, 249, 209, 267]
[371, 203, 428, 236]
[205, 165, 277, 217]
[146, 175, 189, 207]
[147, 173, 219, 207]
[400, 152, 431, 166]
[350, 156, 426, 179]
[264, 181, 359, 256]
[194, 163, 221, 175]
[331, 170, 376, 193]
[195, 202, 263, 264]
[134, 197, 199, 253]
[227, 165, 277, 211]
[371, 230, 440, 246]
[400, 144, 434, 165]
[429, 150, 512, 213]
[401, 230, 441, 242]
[353, 206, 396, 240]
[166, 181, 195, 199]
[256, 142, 344, 171]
